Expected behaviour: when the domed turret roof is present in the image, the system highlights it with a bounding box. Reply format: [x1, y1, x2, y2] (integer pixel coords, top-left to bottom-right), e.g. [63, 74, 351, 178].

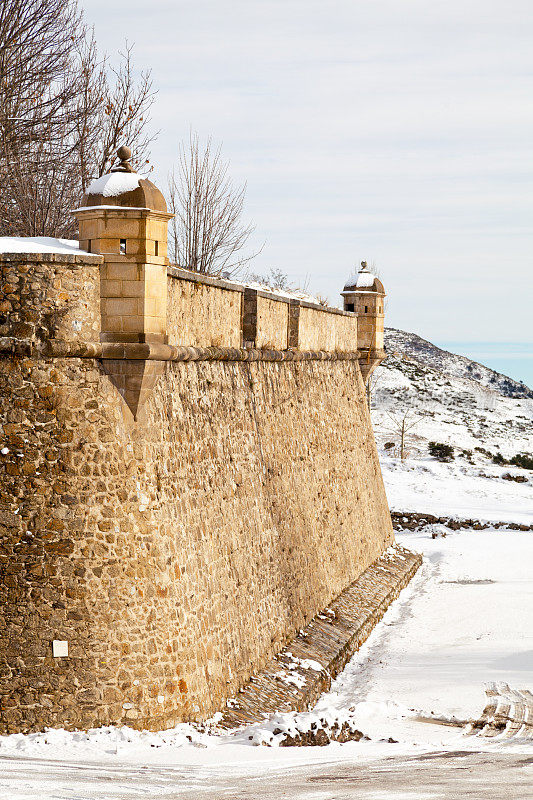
[342, 261, 384, 294]
[82, 146, 167, 213]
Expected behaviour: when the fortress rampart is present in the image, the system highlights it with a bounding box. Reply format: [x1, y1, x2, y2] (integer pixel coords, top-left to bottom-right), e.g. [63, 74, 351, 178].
[167, 266, 360, 353]
[0, 252, 393, 733]
[0, 151, 393, 734]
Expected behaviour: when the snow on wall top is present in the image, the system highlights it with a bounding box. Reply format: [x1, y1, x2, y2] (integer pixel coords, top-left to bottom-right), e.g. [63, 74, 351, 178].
[86, 172, 140, 197]
[233, 277, 326, 306]
[0, 237, 91, 256]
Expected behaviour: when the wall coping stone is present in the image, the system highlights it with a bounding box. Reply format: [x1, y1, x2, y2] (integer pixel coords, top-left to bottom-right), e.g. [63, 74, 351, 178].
[0, 337, 363, 362]
[167, 265, 246, 293]
[297, 298, 354, 315]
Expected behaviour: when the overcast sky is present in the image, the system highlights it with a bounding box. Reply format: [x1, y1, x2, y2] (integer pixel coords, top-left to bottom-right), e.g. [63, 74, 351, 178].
[83, 0, 532, 344]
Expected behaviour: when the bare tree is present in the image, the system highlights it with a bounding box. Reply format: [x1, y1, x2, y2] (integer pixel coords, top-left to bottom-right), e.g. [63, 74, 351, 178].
[384, 410, 422, 461]
[246, 268, 297, 292]
[366, 366, 383, 409]
[0, 0, 87, 235]
[80, 44, 156, 192]
[167, 132, 258, 276]
[0, 0, 155, 238]
[0, 0, 85, 128]
[245, 267, 329, 305]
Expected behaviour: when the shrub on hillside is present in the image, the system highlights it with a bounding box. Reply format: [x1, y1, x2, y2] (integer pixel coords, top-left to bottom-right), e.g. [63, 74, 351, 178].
[510, 453, 533, 470]
[428, 442, 454, 462]
[490, 452, 533, 470]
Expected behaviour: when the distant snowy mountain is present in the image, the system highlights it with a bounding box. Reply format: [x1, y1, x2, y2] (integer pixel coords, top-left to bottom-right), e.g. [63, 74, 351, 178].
[385, 328, 532, 398]
[371, 328, 533, 524]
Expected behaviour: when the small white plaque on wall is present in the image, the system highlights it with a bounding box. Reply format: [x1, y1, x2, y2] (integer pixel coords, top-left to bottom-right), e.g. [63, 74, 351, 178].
[52, 640, 68, 658]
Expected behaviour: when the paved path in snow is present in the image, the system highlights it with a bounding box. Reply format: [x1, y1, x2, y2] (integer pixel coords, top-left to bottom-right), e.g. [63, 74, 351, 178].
[1, 750, 532, 799]
[221, 545, 421, 729]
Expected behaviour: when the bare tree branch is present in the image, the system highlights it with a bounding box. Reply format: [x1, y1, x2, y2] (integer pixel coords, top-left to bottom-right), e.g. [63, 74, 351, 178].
[0, 0, 156, 237]
[384, 410, 422, 461]
[167, 132, 259, 276]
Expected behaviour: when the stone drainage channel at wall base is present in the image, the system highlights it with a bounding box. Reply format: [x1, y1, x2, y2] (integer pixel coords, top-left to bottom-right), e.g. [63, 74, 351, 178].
[220, 544, 421, 730]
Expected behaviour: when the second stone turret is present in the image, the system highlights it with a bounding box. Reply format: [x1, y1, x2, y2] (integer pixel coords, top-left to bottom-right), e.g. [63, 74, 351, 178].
[341, 261, 386, 382]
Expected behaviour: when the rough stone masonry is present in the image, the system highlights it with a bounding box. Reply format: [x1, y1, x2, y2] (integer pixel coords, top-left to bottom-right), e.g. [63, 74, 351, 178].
[0, 151, 414, 734]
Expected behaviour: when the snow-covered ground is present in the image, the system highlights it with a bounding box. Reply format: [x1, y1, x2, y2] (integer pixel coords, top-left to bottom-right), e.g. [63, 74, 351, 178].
[321, 528, 533, 742]
[381, 456, 533, 523]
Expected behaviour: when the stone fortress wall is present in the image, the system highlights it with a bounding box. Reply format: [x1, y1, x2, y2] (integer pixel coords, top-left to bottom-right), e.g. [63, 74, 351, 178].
[166, 266, 360, 352]
[0, 250, 394, 734]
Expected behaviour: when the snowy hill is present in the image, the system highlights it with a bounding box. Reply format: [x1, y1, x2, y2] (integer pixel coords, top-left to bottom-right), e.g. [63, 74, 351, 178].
[372, 329, 533, 524]
[385, 328, 532, 399]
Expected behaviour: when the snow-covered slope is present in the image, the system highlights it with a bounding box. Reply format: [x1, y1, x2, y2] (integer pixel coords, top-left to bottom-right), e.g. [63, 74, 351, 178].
[372, 329, 533, 523]
[385, 328, 532, 399]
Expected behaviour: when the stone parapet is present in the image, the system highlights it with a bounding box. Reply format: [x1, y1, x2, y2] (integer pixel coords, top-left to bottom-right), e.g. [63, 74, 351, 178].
[298, 302, 357, 351]
[167, 267, 244, 349]
[0, 254, 365, 418]
[167, 266, 358, 353]
[0, 253, 102, 345]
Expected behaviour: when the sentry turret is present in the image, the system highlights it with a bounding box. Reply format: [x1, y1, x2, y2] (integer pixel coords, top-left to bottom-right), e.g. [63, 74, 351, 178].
[341, 261, 386, 382]
[74, 147, 173, 418]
